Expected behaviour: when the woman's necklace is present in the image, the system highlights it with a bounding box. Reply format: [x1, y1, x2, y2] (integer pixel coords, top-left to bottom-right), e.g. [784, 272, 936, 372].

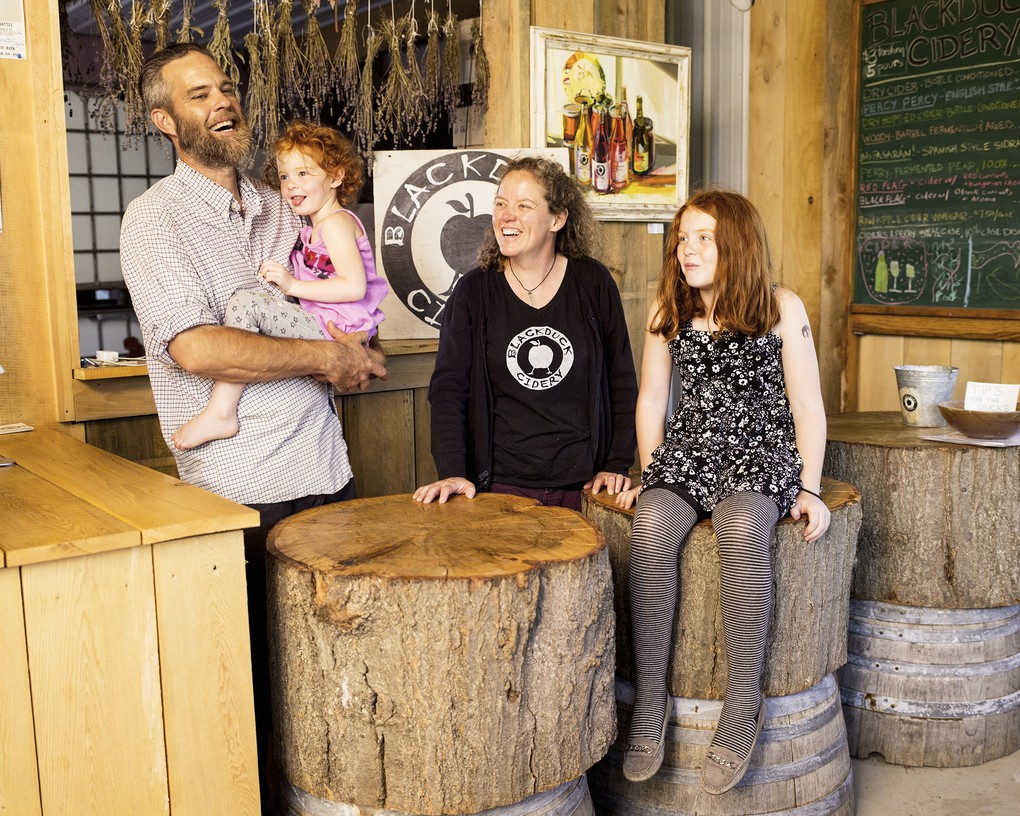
[507, 255, 557, 306]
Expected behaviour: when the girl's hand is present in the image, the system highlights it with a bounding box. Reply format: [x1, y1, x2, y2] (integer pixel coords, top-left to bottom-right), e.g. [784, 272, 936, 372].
[413, 477, 476, 504]
[615, 485, 641, 510]
[585, 471, 631, 496]
[260, 260, 295, 294]
[790, 490, 831, 542]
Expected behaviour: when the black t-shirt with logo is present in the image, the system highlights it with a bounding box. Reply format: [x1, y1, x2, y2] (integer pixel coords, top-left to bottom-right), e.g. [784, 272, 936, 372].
[486, 268, 593, 487]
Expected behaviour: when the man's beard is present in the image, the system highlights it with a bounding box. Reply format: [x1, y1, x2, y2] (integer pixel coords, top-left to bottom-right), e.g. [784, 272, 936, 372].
[172, 106, 253, 170]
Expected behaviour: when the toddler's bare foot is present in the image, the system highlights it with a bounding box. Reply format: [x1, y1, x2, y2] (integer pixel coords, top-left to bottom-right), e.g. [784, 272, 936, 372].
[171, 410, 239, 450]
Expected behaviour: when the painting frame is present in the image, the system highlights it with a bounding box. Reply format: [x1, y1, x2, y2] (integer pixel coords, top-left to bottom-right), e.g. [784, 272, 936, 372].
[530, 27, 691, 222]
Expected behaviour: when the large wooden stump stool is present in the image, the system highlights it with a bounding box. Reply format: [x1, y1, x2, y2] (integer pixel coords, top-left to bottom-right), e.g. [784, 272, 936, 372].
[581, 478, 862, 815]
[267, 493, 617, 816]
[825, 412, 1020, 767]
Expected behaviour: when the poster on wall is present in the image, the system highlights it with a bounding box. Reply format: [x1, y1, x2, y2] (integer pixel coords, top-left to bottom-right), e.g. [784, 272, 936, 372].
[373, 148, 568, 339]
[0, 0, 27, 60]
[530, 27, 691, 222]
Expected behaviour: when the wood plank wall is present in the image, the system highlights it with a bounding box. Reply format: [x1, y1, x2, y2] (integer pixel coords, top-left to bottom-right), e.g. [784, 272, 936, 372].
[0, 0, 80, 428]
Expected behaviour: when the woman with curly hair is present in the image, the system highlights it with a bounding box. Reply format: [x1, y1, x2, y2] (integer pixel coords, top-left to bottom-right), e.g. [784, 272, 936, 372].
[414, 155, 637, 510]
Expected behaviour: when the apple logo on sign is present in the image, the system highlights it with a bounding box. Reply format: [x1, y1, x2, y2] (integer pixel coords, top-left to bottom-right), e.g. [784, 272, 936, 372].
[439, 193, 491, 296]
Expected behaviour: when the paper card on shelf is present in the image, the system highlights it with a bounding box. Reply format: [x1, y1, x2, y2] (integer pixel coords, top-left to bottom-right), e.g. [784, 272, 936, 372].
[963, 382, 1020, 412]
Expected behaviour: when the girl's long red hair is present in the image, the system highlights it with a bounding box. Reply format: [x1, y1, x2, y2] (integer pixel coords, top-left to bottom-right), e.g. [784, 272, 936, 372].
[650, 189, 779, 339]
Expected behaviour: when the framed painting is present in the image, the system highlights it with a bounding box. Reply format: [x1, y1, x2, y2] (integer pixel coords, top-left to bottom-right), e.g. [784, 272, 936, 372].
[530, 27, 691, 222]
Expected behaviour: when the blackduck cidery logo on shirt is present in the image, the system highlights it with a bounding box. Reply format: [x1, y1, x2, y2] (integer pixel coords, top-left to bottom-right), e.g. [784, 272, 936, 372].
[506, 326, 574, 390]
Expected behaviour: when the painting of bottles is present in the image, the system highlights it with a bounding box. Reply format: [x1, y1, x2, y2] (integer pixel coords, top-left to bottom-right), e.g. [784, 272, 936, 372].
[531, 28, 691, 221]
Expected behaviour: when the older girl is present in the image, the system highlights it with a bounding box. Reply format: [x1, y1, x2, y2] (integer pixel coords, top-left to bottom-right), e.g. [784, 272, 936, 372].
[616, 190, 830, 792]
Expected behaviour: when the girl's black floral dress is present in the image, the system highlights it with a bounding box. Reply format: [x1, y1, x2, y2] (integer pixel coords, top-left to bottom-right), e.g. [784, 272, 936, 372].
[641, 323, 803, 516]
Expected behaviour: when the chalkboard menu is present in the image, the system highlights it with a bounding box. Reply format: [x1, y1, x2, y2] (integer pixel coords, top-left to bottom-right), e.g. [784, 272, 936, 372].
[854, 0, 1020, 311]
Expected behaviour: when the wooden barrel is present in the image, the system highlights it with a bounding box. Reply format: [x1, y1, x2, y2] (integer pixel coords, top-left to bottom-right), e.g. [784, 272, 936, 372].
[588, 673, 853, 816]
[280, 775, 595, 816]
[582, 477, 862, 698]
[840, 599, 1020, 767]
[825, 412, 1020, 608]
[266, 493, 616, 815]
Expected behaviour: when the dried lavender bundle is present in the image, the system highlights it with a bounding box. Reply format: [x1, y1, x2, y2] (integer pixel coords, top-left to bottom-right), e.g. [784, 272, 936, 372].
[121, 0, 149, 142]
[249, 0, 283, 150]
[422, 8, 441, 109]
[333, 0, 360, 114]
[276, 0, 307, 118]
[176, 0, 196, 43]
[208, 0, 241, 86]
[440, 9, 460, 120]
[470, 20, 489, 112]
[301, 0, 332, 119]
[150, 0, 172, 51]
[353, 26, 382, 171]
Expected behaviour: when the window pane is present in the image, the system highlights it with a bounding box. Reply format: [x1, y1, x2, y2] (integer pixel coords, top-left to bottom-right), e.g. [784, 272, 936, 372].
[120, 141, 147, 175]
[96, 251, 123, 282]
[122, 176, 148, 206]
[71, 213, 93, 251]
[69, 176, 91, 212]
[66, 131, 88, 173]
[73, 252, 96, 285]
[64, 90, 85, 128]
[89, 133, 119, 174]
[94, 214, 122, 250]
[92, 177, 121, 212]
[148, 138, 174, 175]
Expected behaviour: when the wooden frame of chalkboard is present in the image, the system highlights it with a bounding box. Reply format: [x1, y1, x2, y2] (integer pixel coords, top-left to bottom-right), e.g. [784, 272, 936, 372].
[849, 0, 1020, 340]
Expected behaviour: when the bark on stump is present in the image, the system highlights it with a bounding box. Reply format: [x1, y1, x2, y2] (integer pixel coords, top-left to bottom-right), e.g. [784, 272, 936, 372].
[581, 477, 861, 699]
[266, 493, 616, 815]
[825, 411, 1020, 608]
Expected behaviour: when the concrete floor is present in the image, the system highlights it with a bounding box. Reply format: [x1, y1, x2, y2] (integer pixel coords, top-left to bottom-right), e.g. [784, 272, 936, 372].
[852, 750, 1020, 815]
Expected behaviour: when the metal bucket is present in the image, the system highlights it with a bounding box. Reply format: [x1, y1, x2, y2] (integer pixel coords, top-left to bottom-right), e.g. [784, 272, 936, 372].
[894, 365, 958, 427]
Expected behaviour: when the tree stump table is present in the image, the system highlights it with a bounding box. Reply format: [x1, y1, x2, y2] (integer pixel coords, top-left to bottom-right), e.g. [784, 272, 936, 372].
[266, 493, 617, 816]
[825, 411, 1020, 767]
[581, 477, 862, 815]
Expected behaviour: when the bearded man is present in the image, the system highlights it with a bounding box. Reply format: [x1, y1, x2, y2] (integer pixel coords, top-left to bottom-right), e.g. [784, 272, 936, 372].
[120, 44, 385, 814]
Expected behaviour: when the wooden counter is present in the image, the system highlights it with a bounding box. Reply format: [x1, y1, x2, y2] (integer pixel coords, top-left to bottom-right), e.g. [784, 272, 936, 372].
[0, 428, 260, 816]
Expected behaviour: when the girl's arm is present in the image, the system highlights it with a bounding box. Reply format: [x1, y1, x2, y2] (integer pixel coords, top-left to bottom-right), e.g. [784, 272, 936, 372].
[616, 300, 675, 509]
[775, 287, 830, 541]
[262, 211, 368, 303]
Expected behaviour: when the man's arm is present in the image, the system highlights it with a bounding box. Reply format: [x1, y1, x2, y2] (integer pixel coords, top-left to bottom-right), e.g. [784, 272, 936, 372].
[169, 323, 386, 393]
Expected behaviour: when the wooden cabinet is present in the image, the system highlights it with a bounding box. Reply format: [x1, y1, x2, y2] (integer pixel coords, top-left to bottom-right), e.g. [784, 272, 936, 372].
[0, 429, 259, 816]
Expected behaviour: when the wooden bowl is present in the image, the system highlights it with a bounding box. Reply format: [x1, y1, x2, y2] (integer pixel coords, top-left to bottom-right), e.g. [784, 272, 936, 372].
[937, 400, 1020, 439]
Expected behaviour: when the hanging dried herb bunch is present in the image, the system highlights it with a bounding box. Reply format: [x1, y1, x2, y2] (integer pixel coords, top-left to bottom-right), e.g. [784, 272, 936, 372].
[176, 0, 196, 43]
[121, 0, 149, 141]
[247, 0, 283, 151]
[208, 0, 241, 86]
[422, 6, 442, 113]
[353, 25, 383, 171]
[277, 0, 307, 118]
[440, 6, 461, 120]
[300, 0, 333, 119]
[150, 0, 172, 52]
[375, 14, 411, 144]
[470, 18, 489, 112]
[333, 0, 360, 116]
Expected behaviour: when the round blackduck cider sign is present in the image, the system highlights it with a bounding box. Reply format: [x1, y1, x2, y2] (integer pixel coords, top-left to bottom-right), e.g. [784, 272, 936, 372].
[373, 149, 569, 338]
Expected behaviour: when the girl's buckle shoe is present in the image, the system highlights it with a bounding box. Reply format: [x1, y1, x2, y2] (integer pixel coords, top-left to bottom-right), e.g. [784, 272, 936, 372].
[700, 699, 766, 795]
[622, 696, 672, 782]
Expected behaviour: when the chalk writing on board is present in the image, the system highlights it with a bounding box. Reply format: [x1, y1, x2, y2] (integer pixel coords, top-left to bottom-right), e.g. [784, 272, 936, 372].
[854, 1, 1020, 311]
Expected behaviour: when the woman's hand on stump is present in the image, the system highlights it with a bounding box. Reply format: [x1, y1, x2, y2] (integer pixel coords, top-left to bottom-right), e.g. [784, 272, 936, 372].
[413, 477, 476, 504]
[790, 490, 831, 542]
[586, 471, 632, 496]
